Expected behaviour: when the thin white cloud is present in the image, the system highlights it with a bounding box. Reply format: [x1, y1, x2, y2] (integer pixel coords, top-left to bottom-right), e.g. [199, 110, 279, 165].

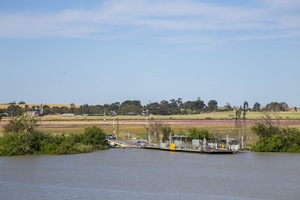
[0, 0, 299, 45]
[264, 0, 300, 10]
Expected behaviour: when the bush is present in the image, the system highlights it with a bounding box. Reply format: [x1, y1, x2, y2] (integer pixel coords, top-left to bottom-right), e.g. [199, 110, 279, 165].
[4, 114, 38, 134]
[187, 128, 214, 141]
[0, 132, 25, 156]
[0, 126, 109, 156]
[81, 126, 107, 149]
[251, 124, 300, 152]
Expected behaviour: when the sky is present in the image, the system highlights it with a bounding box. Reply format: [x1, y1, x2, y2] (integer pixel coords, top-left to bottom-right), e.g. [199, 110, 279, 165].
[0, 0, 300, 107]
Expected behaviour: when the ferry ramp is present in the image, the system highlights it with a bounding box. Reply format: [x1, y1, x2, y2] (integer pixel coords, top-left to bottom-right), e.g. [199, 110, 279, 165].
[107, 139, 133, 148]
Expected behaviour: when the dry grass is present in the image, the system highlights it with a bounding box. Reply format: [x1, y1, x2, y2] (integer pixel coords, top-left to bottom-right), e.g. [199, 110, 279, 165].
[1, 111, 300, 144]
[41, 111, 300, 120]
[0, 104, 80, 109]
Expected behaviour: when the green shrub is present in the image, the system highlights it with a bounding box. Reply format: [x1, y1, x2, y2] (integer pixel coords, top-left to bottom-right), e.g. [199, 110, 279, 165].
[4, 114, 38, 134]
[81, 126, 107, 149]
[0, 126, 109, 156]
[251, 124, 300, 152]
[187, 128, 214, 141]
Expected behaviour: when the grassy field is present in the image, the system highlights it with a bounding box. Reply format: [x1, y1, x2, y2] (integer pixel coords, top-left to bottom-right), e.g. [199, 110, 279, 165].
[0, 104, 80, 109]
[1, 111, 300, 145]
[2, 111, 296, 121]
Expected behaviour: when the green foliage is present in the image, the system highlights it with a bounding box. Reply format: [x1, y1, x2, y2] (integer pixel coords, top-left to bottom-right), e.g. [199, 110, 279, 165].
[251, 114, 300, 152]
[81, 126, 107, 148]
[4, 114, 38, 134]
[265, 102, 289, 112]
[119, 100, 142, 115]
[253, 102, 261, 111]
[187, 128, 214, 141]
[6, 104, 23, 116]
[207, 100, 218, 111]
[251, 136, 286, 152]
[250, 123, 280, 138]
[0, 126, 109, 156]
[0, 133, 26, 156]
[161, 126, 173, 142]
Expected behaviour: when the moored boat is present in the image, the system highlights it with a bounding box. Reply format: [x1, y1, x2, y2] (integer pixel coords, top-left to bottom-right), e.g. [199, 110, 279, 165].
[141, 135, 239, 154]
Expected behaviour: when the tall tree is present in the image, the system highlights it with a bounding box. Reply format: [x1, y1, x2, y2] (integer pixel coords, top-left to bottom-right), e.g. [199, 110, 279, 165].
[194, 98, 206, 110]
[119, 100, 142, 115]
[224, 103, 232, 111]
[280, 102, 289, 111]
[161, 125, 173, 142]
[207, 100, 218, 111]
[147, 102, 160, 115]
[265, 102, 289, 112]
[148, 119, 165, 143]
[176, 98, 183, 108]
[253, 102, 261, 111]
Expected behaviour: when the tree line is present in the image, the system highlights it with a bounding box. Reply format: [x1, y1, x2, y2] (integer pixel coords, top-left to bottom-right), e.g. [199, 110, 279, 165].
[0, 99, 291, 117]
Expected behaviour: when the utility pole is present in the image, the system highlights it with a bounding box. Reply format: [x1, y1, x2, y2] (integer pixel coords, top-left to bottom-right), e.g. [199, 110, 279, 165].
[111, 111, 117, 139]
[143, 110, 149, 141]
[242, 101, 249, 150]
[117, 117, 119, 140]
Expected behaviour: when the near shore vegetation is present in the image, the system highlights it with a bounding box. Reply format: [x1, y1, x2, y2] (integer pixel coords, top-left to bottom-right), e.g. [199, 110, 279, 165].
[0, 115, 109, 156]
[251, 113, 300, 152]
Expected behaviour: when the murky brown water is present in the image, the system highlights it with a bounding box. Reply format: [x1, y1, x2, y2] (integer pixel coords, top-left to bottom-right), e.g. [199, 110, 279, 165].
[0, 149, 299, 200]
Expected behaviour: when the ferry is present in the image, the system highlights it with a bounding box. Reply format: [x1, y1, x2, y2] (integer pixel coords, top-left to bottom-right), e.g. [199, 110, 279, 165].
[141, 135, 239, 154]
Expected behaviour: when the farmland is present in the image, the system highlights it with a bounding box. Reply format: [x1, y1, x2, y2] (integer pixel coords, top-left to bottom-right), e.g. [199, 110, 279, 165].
[1, 111, 300, 144]
[0, 104, 79, 109]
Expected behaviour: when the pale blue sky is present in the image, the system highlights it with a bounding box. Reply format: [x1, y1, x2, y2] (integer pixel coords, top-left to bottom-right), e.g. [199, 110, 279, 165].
[0, 0, 299, 107]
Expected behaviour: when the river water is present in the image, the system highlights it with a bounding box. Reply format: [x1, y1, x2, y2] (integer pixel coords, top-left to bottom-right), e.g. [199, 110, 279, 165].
[0, 149, 299, 200]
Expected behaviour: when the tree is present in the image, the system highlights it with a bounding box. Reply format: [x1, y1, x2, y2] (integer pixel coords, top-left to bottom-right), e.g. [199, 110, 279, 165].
[119, 100, 142, 115]
[265, 102, 289, 112]
[187, 128, 214, 141]
[161, 125, 173, 142]
[251, 112, 300, 152]
[251, 112, 280, 138]
[159, 100, 170, 115]
[243, 101, 249, 119]
[4, 114, 39, 134]
[7, 104, 22, 117]
[224, 103, 232, 111]
[253, 102, 261, 111]
[148, 119, 165, 143]
[176, 98, 183, 108]
[69, 103, 76, 114]
[82, 126, 107, 149]
[169, 99, 178, 108]
[110, 102, 120, 113]
[280, 102, 289, 111]
[207, 100, 218, 111]
[194, 98, 206, 110]
[183, 98, 206, 113]
[147, 102, 160, 115]
[243, 101, 249, 110]
[42, 105, 51, 115]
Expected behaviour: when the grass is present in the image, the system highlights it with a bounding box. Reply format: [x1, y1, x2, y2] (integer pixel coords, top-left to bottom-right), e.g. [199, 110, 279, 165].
[0, 104, 80, 109]
[1, 111, 300, 145]
[1, 111, 297, 121]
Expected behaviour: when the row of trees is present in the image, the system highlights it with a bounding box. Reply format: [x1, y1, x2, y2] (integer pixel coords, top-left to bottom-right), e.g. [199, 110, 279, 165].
[0, 99, 291, 117]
